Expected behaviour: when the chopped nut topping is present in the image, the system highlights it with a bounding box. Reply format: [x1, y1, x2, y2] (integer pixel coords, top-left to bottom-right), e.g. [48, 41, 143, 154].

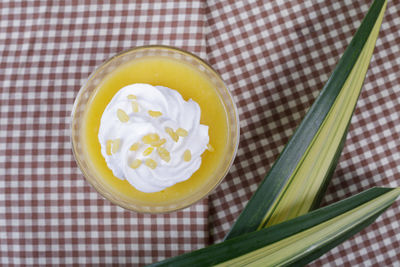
[142, 146, 154, 156]
[207, 143, 214, 152]
[157, 147, 171, 162]
[142, 133, 160, 144]
[151, 138, 167, 147]
[117, 109, 129, 122]
[165, 127, 179, 142]
[148, 110, 163, 117]
[106, 139, 121, 155]
[129, 159, 141, 169]
[176, 127, 188, 137]
[127, 94, 137, 99]
[145, 158, 157, 169]
[129, 142, 141, 151]
[106, 140, 113, 155]
[131, 101, 139, 112]
[183, 149, 191, 162]
[112, 139, 121, 153]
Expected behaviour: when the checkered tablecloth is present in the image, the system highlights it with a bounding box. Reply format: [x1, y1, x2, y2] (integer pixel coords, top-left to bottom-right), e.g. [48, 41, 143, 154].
[1, 0, 399, 266]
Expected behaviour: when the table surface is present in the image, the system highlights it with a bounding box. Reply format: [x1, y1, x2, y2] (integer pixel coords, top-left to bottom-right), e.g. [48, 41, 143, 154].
[1, 0, 399, 266]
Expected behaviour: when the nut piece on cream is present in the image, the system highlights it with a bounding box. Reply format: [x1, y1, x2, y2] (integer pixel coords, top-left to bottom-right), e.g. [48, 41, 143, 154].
[98, 83, 211, 193]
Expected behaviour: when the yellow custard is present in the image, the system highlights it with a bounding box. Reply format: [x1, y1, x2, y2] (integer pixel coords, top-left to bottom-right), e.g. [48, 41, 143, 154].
[82, 56, 229, 205]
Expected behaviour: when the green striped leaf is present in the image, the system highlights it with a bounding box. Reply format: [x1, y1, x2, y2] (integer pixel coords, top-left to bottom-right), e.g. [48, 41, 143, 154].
[225, 0, 387, 240]
[149, 187, 400, 266]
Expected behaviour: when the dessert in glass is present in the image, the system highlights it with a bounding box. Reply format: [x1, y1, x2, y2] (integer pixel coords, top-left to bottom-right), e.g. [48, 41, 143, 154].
[71, 46, 239, 213]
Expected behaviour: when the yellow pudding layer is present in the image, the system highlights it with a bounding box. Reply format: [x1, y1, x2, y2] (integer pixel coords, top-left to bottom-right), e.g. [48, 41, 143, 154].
[82, 56, 229, 205]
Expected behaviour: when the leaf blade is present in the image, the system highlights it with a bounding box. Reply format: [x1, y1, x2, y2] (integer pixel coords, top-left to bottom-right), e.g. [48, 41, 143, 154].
[225, 189, 398, 266]
[225, 0, 387, 239]
[148, 187, 400, 267]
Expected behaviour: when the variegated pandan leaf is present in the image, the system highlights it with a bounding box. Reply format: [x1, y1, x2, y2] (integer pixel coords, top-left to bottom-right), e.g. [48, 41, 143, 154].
[150, 188, 399, 266]
[225, 0, 388, 239]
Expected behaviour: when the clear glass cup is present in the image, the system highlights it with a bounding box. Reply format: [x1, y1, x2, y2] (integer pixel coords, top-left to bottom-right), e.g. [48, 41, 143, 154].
[71, 45, 239, 213]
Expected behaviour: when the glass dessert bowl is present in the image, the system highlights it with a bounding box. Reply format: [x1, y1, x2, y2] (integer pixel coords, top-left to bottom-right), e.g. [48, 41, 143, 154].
[71, 45, 239, 213]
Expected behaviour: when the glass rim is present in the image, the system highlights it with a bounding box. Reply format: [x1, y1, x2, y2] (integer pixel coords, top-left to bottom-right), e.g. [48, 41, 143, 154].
[70, 45, 240, 213]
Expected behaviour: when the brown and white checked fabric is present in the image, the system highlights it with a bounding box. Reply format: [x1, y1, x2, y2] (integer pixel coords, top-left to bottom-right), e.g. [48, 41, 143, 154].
[0, 0, 399, 266]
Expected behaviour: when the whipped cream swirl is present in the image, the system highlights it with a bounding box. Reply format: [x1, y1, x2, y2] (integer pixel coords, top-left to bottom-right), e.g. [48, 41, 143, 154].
[98, 83, 209, 193]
